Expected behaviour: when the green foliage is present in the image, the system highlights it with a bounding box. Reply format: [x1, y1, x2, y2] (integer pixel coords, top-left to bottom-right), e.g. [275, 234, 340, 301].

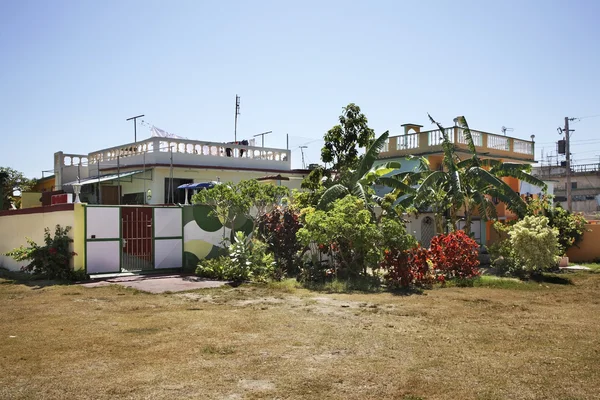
[191, 180, 288, 243]
[4, 225, 77, 280]
[320, 103, 375, 177]
[195, 256, 233, 280]
[508, 215, 560, 274]
[195, 232, 275, 282]
[526, 198, 588, 255]
[192, 182, 250, 242]
[378, 217, 417, 252]
[297, 196, 383, 278]
[416, 115, 546, 233]
[0, 167, 36, 210]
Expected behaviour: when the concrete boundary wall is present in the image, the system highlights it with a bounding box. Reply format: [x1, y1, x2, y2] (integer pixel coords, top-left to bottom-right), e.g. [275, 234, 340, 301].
[567, 223, 600, 263]
[0, 205, 75, 271]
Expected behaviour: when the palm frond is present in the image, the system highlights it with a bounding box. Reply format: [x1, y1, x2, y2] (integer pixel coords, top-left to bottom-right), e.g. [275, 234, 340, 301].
[317, 184, 349, 210]
[354, 131, 390, 185]
[456, 116, 478, 157]
[377, 176, 416, 194]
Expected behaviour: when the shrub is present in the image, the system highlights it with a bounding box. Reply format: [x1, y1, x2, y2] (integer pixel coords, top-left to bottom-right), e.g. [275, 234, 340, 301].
[547, 207, 587, 255]
[4, 225, 77, 280]
[488, 237, 521, 277]
[508, 215, 559, 273]
[257, 207, 302, 278]
[196, 232, 275, 282]
[429, 230, 480, 281]
[379, 217, 417, 253]
[526, 198, 588, 255]
[297, 196, 382, 278]
[381, 245, 433, 289]
[195, 256, 232, 280]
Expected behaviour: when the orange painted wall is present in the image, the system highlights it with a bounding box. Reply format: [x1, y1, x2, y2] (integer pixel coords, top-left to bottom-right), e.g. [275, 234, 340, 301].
[567, 224, 600, 262]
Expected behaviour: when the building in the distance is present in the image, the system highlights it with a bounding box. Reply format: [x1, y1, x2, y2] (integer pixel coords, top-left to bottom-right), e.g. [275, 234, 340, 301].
[24, 130, 308, 207]
[533, 163, 600, 218]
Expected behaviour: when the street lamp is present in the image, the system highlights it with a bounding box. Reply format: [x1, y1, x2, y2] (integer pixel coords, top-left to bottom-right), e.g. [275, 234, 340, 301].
[72, 183, 82, 204]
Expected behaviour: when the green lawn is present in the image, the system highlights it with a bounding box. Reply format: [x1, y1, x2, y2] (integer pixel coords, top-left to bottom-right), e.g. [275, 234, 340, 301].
[1, 272, 600, 399]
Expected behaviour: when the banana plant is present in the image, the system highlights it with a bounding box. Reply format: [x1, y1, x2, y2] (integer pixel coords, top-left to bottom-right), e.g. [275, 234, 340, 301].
[416, 115, 547, 233]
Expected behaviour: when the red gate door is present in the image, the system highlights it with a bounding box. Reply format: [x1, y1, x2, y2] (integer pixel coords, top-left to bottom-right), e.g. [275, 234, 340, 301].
[121, 207, 153, 272]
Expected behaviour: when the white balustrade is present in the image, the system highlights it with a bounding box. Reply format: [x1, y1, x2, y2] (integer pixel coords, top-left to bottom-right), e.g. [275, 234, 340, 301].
[88, 137, 290, 166]
[513, 139, 533, 155]
[487, 134, 510, 151]
[396, 133, 420, 150]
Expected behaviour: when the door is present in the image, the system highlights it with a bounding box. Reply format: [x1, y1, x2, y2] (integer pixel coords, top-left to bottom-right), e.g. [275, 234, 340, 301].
[101, 185, 121, 205]
[121, 207, 153, 272]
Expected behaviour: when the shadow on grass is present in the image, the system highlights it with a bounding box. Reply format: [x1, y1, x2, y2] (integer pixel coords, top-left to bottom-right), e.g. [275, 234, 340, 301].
[0, 268, 86, 290]
[529, 273, 573, 285]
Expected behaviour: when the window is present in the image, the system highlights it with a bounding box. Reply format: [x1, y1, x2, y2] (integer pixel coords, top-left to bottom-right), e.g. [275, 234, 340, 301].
[565, 181, 577, 190]
[164, 178, 193, 204]
[122, 192, 145, 205]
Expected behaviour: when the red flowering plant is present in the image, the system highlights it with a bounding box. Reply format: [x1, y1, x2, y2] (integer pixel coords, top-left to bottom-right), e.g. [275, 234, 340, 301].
[428, 230, 480, 282]
[381, 245, 433, 289]
[257, 207, 302, 279]
[4, 225, 78, 280]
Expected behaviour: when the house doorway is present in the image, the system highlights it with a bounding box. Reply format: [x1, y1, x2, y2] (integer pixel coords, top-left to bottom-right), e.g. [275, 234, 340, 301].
[101, 186, 121, 205]
[421, 216, 435, 248]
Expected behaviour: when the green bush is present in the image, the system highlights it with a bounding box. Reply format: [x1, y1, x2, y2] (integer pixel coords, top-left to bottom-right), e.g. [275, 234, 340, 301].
[297, 196, 383, 279]
[508, 215, 560, 274]
[4, 225, 77, 280]
[526, 198, 588, 255]
[195, 232, 275, 282]
[195, 256, 233, 280]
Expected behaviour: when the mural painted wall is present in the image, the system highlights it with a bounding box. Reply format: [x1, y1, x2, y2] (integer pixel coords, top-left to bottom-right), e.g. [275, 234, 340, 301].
[182, 204, 253, 271]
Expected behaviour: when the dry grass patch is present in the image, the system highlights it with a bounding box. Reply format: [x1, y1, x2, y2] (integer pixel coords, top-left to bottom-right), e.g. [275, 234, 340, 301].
[1, 274, 599, 399]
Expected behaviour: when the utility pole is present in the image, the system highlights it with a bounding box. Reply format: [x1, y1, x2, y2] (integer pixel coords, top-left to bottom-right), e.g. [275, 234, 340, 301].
[234, 95, 240, 142]
[560, 117, 575, 211]
[253, 131, 272, 148]
[126, 114, 145, 143]
[299, 146, 307, 169]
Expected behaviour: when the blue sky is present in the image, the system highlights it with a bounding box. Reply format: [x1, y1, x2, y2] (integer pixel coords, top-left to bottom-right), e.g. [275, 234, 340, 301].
[1, 0, 599, 178]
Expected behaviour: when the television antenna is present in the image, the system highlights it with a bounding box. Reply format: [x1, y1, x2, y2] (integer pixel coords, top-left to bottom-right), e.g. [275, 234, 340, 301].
[501, 126, 514, 136]
[299, 146, 308, 169]
[253, 131, 272, 148]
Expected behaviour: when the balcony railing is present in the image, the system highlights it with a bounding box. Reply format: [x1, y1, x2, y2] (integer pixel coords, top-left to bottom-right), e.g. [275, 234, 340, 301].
[88, 137, 291, 170]
[382, 127, 535, 160]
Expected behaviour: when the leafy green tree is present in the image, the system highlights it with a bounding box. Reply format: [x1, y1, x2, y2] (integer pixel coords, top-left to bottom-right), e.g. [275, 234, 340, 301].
[192, 182, 252, 242]
[191, 179, 289, 242]
[321, 103, 375, 179]
[237, 179, 289, 227]
[297, 196, 383, 278]
[0, 167, 36, 210]
[317, 131, 421, 211]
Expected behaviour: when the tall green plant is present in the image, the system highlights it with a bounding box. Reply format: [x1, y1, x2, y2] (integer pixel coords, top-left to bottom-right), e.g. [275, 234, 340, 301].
[416, 115, 546, 233]
[317, 131, 419, 210]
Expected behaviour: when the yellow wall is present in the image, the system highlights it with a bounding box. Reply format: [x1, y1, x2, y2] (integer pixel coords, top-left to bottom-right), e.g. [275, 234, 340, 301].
[21, 192, 42, 209]
[567, 224, 600, 262]
[73, 204, 86, 271]
[32, 177, 56, 192]
[0, 209, 75, 271]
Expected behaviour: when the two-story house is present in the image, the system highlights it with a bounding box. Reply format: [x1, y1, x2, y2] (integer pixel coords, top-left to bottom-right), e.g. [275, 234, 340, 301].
[376, 120, 538, 246]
